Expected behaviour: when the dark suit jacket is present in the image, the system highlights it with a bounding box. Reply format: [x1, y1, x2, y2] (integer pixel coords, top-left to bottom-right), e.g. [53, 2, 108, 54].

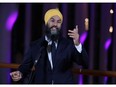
[18, 36, 89, 84]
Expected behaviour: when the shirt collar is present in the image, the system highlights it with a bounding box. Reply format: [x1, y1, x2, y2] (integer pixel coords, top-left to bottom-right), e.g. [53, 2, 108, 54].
[45, 35, 58, 43]
[45, 35, 50, 42]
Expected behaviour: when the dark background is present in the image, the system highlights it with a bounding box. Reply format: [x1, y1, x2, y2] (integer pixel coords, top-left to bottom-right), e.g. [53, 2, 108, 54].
[0, 3, 116, 84]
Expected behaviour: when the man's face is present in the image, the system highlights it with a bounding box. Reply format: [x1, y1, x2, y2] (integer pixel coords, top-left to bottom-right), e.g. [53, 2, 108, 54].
[47, 15, 62, 35]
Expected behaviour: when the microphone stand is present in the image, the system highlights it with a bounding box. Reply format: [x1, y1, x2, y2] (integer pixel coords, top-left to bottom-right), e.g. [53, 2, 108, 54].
[27, 40, 48, 84]
[28, 47, 44, 84]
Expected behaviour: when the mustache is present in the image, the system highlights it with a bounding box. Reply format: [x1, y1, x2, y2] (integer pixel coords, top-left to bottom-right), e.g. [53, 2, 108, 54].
[50, 26, 58, 29]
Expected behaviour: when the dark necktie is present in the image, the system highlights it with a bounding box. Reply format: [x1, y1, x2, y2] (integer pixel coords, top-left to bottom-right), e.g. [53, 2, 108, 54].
[51, 41, 56, 64]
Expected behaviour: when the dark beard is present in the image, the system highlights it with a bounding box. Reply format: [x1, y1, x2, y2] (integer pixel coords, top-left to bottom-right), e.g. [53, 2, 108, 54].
[44, 25, 61, 41]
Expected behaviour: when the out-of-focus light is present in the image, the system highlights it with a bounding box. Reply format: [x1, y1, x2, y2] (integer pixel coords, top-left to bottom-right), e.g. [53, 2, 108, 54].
[110, 9, 114, 14]
[79, 75, 83, 84]
[85, 18, 89, 22]
[6, 11, 18, 31]
[104, 38, 111, 51]
[104, 76, 108, 84]
[80, 32, 88, 44]
[85, 18, 89, 31]
[109, 26, 113, 33]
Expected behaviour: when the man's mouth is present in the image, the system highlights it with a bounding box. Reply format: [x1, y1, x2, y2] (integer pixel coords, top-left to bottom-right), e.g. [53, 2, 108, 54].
[52, 27, 57, 30]
[51, 26, 58, 29]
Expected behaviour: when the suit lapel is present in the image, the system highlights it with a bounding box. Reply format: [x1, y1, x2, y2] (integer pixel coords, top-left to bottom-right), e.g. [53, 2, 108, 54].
[53, 37, 67, 68]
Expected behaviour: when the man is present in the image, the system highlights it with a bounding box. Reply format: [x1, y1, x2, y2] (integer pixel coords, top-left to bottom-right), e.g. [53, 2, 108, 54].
[10, 8, 89, 84]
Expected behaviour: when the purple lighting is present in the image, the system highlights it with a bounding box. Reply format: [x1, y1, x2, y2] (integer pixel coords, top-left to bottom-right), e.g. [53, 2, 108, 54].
[104, 76, 108, 84]
[79, 75, 83, 84]
[80, 32, 88, 44]
[6, 11, 18, 31]
[105, 38, 112, 51]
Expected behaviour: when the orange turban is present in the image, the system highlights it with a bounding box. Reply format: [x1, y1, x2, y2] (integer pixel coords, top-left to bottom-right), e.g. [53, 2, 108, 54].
[44, 8, 63, 25]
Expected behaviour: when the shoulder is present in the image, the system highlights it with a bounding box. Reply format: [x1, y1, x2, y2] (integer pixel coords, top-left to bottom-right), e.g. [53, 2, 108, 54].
[30, 37, 45, 48]
[31, 38, 41, 46]
[60, 37, 74, 45]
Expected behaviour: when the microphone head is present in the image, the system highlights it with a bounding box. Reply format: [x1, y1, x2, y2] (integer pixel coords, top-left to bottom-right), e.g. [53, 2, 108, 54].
[41, 40, 48, 48]
[35, 60, 38, 63]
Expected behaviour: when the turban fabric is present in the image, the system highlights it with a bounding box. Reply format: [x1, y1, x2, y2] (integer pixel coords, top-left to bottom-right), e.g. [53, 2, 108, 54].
[44, 8, 63, 25]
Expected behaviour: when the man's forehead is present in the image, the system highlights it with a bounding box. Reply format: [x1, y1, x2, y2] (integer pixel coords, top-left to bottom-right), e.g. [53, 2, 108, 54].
[50, 15, 61, 20]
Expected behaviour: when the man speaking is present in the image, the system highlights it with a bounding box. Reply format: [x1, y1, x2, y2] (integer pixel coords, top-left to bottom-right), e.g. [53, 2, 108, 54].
[10, 8, 89, 84]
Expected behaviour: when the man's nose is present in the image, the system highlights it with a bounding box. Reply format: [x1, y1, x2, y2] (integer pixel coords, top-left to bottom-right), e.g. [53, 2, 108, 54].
[53, 22, 57, 26]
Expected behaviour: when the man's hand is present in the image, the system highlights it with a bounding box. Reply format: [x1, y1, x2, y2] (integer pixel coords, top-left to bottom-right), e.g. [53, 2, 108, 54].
[10, 71, 22, 81]
[68, 25, 80, 45]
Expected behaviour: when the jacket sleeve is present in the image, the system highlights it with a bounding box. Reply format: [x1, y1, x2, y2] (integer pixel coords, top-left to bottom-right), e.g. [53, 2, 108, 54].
[18, 44, 33, 76]
[72, 44, 89, 69]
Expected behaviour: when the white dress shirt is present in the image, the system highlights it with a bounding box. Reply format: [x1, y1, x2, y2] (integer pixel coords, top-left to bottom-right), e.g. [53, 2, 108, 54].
[45, 36, 82, 69]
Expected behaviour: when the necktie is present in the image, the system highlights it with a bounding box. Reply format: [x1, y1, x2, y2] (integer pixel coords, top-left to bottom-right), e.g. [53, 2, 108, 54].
[51, 41, 56, 64]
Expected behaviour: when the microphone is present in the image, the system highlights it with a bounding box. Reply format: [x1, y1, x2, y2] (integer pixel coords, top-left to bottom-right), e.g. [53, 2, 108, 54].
[33, 40, 48, 68]
[41, 40, 48, 48]
[28, 40, 48, 84]
[33, 40, 48, 65]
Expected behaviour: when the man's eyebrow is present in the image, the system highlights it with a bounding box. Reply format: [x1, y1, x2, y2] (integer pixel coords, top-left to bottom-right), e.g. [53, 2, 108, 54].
[50, 17, 54, 20]
[50, 17, 61, 21]
[58, 19, 61, 21]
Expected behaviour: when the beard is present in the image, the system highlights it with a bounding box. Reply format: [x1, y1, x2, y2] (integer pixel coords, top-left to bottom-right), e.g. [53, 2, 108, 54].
[44, 25, 61, 41]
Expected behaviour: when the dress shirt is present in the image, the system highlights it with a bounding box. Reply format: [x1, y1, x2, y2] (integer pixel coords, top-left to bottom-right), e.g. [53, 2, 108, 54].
[45, 36, 82, 69]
